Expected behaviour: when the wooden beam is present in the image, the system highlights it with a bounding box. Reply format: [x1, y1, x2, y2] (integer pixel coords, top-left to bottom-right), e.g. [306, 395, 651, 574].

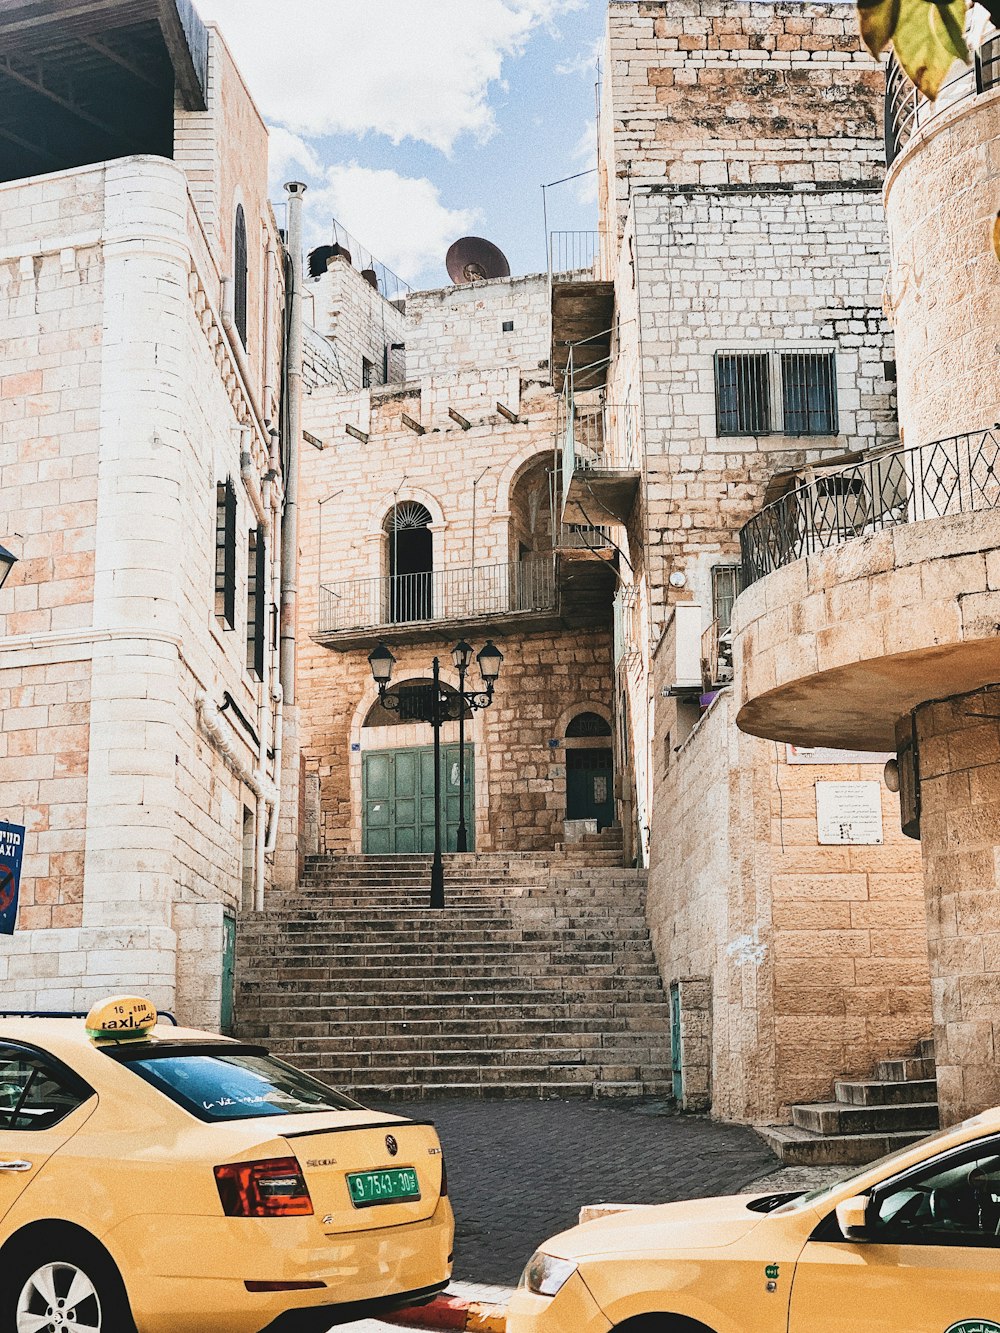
[0, 57, 146, 150]
[0, 122, 60, 165]
[79, 34, 162, 89]
[156, 0, 206, 111]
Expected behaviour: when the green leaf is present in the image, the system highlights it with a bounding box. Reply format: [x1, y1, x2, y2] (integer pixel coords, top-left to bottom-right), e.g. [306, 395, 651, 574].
[891, 0, 967, 99]
[857, 0, 902, 57]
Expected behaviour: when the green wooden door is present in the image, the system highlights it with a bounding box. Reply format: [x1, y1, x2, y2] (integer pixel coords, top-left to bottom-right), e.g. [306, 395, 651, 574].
[670, 981, 682, 1101]
[566, 747, 614, 829]
[363, 745, 473, 854]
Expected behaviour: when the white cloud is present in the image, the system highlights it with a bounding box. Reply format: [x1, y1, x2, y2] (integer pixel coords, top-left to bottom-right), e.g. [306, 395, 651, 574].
[204, 0, 583, 154]
[281, 153, 481, 286]
[572, 119, 598, 204]
[555, 34, 603, 78]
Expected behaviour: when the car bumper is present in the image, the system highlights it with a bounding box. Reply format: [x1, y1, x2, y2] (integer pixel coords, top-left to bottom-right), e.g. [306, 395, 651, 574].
[506, 1273, 612, 1333]
[108, 1198, 454, 1333]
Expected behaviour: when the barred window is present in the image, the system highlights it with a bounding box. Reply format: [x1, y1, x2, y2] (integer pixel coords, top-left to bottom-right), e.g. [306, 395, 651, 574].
[215, 480, 237, 629]
[715, 348, 838, 438]
[711, 564, 743, 632]
[362, 356, 373, 388]
[247, 526, 266, 679]
[782, 351, 838, 435]
[234, 205, 248, 349]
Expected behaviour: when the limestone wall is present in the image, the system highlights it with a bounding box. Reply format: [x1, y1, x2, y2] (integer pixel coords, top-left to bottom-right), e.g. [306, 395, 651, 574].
[603, 0, 884, 234]
[307, 256, 408, 392]
[406, 274, 551, 381]
[884, 90, 1000, 447]
[648, 682, 929, 1122]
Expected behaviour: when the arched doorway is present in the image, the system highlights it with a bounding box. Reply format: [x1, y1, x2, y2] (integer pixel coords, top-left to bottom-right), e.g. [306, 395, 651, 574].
[385, 502, 433, 623]
[565, 711, 614, 830]
[361, 680, 474, 853]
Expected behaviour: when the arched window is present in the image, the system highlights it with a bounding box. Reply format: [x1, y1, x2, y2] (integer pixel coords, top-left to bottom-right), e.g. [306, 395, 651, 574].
[363, 678, 469, 729]
[565, 711, 612, 738]
[384, 502, 433, 624]
[234, 204, 248, 348]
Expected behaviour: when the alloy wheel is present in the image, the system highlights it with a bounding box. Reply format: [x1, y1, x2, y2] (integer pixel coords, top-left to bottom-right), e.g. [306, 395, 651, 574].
[15, 1262, 102, 1333]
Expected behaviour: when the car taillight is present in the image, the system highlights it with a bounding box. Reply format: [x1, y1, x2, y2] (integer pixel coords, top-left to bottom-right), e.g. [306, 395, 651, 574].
[214, 1157, 313, 1217]
[440, 1152, 448, 1197]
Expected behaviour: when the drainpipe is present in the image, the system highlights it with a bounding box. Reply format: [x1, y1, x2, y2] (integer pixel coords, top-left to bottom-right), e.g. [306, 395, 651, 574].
[265, 451, 284, 858]
[280, 181, 306, 708]
[263, 238, 277, 427]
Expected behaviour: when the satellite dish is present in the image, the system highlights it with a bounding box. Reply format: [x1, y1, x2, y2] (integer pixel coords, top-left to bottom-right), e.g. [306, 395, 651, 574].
[446, 237, 510, 286]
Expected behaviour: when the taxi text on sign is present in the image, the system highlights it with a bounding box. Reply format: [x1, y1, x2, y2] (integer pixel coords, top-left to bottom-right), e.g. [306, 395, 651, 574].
[0, 821, 25, 935]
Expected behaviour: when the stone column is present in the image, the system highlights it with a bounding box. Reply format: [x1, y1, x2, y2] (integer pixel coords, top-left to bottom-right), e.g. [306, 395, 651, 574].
[915, 686, 1000, 1124]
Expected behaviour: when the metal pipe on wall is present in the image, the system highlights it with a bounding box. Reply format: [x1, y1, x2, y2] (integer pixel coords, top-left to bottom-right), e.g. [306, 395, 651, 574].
[279, 181, 306, 707]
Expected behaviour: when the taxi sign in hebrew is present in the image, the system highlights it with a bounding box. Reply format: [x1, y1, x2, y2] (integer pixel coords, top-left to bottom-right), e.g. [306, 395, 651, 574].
[945, 1324, 1000, 1333]
[85, 995, 157, 1042]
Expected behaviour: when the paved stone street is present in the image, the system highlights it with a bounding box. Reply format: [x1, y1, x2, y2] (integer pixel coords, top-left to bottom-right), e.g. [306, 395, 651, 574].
[368, 1096, 781, 1287]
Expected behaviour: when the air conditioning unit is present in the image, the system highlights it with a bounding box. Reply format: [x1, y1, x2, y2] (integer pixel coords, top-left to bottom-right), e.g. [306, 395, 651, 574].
[666, 603, 703, 692]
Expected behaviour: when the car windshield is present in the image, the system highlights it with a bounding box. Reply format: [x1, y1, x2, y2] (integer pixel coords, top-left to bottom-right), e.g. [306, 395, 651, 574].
[110, 1045, 362, 1121]
[771, 1122, 981, 1213]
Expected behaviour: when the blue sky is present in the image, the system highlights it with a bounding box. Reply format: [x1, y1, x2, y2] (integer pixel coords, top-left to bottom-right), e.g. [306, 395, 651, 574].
[203, 0, 607, 288]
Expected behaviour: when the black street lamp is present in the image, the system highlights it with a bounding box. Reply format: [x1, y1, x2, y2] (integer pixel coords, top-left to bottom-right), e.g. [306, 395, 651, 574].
[368, 638, 503, 907]
[0, 545, 17, 592]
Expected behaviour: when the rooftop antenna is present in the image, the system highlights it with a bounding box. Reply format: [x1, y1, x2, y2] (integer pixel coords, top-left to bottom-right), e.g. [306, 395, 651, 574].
[446, 237, 510, 286]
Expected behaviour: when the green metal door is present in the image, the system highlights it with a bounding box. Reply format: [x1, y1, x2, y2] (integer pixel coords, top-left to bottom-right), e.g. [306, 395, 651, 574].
[221, 911, 236, 1036]
[363, 745, 474, 854]
[566, 747, 614, 829]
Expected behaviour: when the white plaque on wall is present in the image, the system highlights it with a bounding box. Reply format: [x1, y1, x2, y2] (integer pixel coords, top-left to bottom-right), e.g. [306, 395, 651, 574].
[815, 781, 884, 845]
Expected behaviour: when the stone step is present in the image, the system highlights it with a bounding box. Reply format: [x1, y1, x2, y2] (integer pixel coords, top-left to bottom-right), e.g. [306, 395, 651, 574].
[244, 967, 662, 987]
[273, 1032, 668, 1056]
[242, 931, 652, 949]
[240, 1000, 670, 1024]
[757, 1125, 929, 1167]
[918, 1037, 935, 1062]
[304, 1061, 673, 1086]
[834, 1078, 937, 1107]
[791, 1101, 939, 1136]
[240, 981, 666, 1005]
[342, 1079, 673, 1102]
[876, 1056, 936, 1083]
[240, 1013, 670, 1038]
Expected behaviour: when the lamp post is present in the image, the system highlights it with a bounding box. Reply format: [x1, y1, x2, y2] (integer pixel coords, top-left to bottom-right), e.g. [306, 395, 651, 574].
[368, 638, 503, 907]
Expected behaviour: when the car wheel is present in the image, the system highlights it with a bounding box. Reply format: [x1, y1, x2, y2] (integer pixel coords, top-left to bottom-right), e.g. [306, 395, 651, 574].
[2, 1239, 135, 1333]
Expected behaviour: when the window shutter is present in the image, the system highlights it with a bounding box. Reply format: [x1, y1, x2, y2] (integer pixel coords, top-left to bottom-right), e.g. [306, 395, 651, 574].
[216, 479, 237, 628]
[234, 204, 248, 348]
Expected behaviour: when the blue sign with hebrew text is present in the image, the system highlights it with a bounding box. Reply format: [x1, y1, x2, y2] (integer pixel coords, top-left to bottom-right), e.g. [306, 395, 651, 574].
[0, 822, 26, 936]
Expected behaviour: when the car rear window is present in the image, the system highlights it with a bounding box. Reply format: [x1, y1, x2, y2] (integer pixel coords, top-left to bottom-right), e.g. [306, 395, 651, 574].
[109, 1045, 362, 1122]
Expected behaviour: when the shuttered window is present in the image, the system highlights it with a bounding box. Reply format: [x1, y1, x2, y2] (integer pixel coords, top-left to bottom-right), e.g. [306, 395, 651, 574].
[247, 526, 266, 679]
[715, 352, 771, 436]
[215, 480, 237, 628]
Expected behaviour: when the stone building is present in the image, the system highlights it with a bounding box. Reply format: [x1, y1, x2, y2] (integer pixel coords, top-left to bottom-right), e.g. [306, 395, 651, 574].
[297, 255, 618, 856]
[736, 39, 1000, 1128]
[0, 0, 299, 1029]
[547, 0, 934, 1145]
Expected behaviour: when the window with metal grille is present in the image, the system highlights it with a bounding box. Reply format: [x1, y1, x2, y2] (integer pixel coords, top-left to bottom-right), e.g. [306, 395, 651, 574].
[246, 526, 266, 679]
[711, 565, 743, 632]
[781, 351, 838, 435]
[715, 353, 771, 435]
[234, 204, 248, 349]
[715, 349, 838, 437]
[362, 357, 373, 388]
[215, 480, 237, 628]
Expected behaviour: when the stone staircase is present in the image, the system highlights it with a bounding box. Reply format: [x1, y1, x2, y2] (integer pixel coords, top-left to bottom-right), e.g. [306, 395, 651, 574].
[235, 850, 674, 1101]
[760, 1037, 938, 1165]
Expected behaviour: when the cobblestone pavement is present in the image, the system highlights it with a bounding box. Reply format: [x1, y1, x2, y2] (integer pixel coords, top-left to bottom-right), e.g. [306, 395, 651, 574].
[364, 1097, 782, 1288]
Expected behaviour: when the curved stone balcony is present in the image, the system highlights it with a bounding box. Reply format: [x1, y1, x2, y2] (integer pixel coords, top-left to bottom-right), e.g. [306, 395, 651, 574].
[733, 433, 1000, 751]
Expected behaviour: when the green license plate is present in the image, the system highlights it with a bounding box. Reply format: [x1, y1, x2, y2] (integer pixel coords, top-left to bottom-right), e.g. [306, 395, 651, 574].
[347, 1167, 420, 1207]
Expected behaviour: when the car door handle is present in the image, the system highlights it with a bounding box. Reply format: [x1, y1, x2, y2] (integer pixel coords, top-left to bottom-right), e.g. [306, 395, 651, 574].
[0, 1160, 32, 1172]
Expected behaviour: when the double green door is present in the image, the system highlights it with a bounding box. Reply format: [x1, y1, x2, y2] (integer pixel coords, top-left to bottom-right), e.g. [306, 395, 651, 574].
[363, 745, 474, 854]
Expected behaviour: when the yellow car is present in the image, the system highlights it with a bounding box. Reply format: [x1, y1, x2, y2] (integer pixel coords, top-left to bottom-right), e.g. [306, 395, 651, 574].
[0, 997, 453, 1333]
[508, 1108, 1000, 1333]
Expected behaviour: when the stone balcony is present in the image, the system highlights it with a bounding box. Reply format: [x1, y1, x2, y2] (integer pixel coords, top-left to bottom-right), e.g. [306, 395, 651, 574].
[733, 431, 1000, 751]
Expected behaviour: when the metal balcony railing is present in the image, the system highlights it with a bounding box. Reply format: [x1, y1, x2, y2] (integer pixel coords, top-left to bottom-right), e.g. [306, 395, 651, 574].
[557, 523, 615, 551]
[548, 231, 608, 281]
[318, 556, 557, 636]
[739, 428, 1000, 587]
[559, 360, 641, 512]
[885, 34, 1000, 166]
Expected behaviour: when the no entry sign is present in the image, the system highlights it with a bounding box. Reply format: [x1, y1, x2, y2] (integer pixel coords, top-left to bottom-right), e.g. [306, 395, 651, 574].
[0, 822, 26, 935]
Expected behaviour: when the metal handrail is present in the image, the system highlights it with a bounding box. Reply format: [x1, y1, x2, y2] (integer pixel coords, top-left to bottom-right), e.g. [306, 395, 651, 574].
[318, 556, 556, 635]
[885, 33, 1000, 166]
[739, 429, 1000, 587]
[549, 230, 607, 281]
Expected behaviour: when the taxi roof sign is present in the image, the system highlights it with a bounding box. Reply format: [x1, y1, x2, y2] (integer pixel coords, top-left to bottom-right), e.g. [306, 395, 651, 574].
[85, 995, 158, 1042]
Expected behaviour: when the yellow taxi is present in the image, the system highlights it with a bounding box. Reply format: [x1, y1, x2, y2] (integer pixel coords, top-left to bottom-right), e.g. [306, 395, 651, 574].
[508, 1108, 1000, 1333]
[0, 997, 453, 1333]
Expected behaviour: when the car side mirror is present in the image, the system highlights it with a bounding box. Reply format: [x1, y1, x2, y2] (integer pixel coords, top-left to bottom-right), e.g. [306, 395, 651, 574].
[835, 1195, 870, 1240]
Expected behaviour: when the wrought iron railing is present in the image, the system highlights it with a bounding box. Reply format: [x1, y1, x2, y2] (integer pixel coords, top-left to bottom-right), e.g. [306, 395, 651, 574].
[318, 556, 557, 635]
[558, 350, 641, 511]
[885, 34, 1000, 166]
[740, 429, 1000, 586]
[548, 230, 608, 281]
[557, 523, 615, 551]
